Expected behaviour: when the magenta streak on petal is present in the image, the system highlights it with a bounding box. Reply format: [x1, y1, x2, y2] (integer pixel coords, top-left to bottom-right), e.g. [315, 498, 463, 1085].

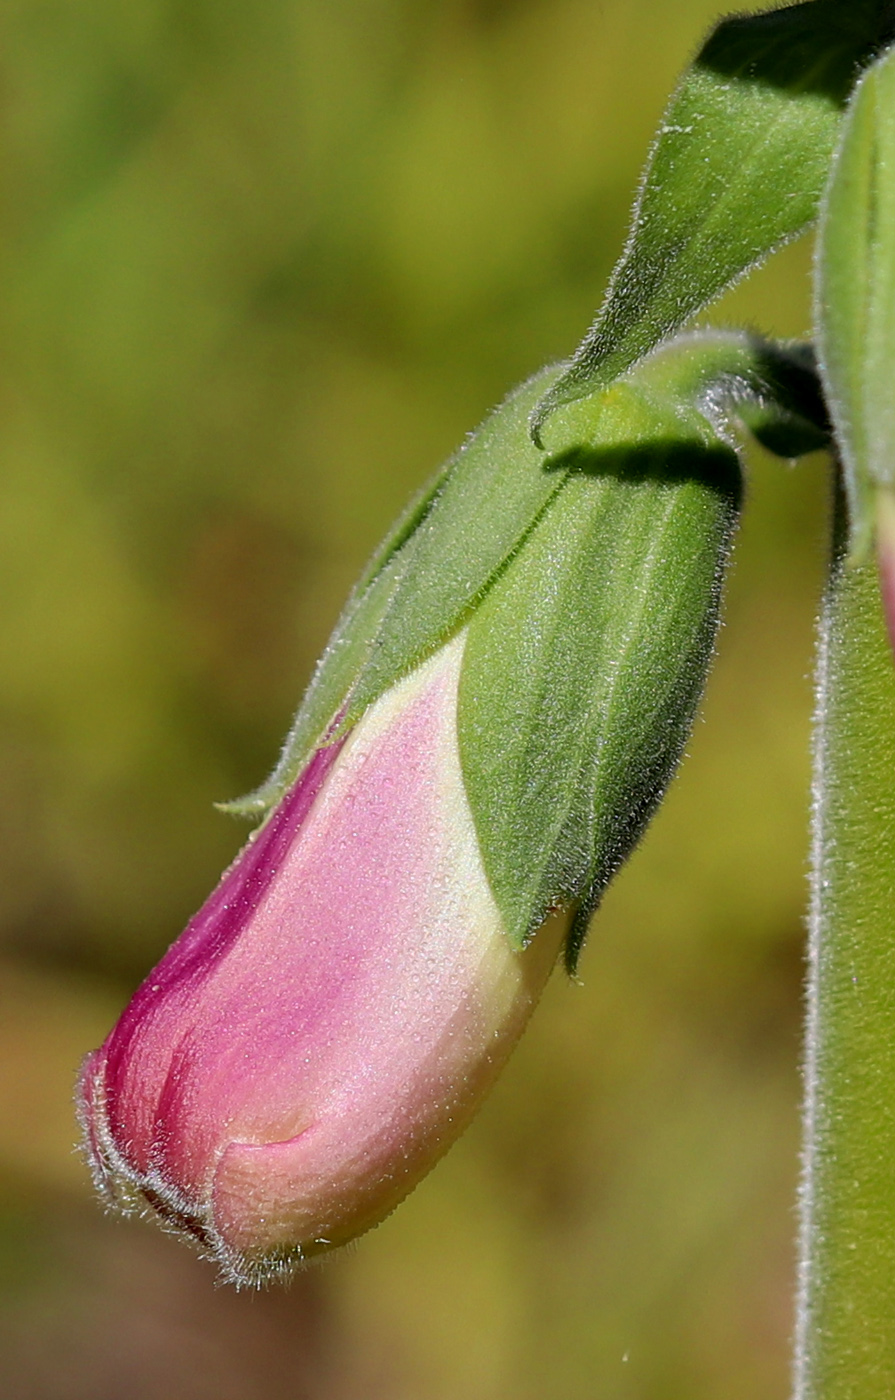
[99, 738, 345, 1178]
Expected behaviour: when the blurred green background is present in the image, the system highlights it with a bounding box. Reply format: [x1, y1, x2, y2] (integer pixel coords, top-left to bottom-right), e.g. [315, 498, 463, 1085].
[0, 1, 828, 1396]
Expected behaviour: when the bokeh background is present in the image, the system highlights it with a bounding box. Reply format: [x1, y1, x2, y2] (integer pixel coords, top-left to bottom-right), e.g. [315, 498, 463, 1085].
[0, 1, 830, 1396]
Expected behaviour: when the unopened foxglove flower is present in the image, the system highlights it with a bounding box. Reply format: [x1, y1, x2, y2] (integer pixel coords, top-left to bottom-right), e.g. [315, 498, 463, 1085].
[79, 331, 819, 1285]
[80, 635, 567, 1283]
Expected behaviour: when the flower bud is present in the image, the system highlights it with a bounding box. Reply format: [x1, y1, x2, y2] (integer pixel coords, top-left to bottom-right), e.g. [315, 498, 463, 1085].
[79, 329, 812, 1282]
[80, 635, 567, 1285]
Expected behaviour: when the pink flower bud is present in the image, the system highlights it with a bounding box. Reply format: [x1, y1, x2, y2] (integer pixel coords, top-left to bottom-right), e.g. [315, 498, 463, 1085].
[78, 635, 567, 1285]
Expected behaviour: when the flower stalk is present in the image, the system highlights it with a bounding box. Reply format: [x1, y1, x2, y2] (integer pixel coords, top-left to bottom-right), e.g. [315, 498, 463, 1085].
[796, 482, 895, 1398]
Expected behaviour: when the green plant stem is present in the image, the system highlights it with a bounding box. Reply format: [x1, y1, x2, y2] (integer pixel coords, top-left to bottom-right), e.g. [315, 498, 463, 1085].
[796, 480, 895, 1398]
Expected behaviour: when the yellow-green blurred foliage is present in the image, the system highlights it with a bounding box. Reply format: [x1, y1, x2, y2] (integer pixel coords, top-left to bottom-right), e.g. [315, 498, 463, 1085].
[0, 1, 826, 1396]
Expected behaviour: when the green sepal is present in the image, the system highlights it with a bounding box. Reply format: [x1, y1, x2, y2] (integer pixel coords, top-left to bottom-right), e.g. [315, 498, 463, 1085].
[222, 365, 568, 816]
[218, 548, 411, 816]
[340, 365, 571, 728]
[531, 0, 892, 450]
[227, 331, 826, 863]
[535, 330, 831, 467]
[221, 445, 459, 814]
[460, 451, 741, 967]
[816, 42, 895, 561]
[460, 346, 741, 967]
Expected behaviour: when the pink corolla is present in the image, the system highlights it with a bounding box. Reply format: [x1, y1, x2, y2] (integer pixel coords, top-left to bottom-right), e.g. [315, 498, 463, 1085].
[79, 635, 567, 1284]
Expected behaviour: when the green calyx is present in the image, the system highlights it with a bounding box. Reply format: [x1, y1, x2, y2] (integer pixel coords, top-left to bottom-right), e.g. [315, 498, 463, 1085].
[226, 328, 827, 970]
[459, 332, 828, 971]
[530, 0, 892, 452]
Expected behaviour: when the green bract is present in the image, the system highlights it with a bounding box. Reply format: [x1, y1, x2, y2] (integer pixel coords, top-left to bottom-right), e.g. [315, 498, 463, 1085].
[816, 42, 895, 559]
[531, 0, 892, 451]
[230, 330, 828, 966]
[460, 332, 828, 969]
[459, 392, 739, 970]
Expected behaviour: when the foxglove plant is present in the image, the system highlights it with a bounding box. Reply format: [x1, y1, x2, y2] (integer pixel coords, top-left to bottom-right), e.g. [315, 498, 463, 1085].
[79, 1, 895, 1391]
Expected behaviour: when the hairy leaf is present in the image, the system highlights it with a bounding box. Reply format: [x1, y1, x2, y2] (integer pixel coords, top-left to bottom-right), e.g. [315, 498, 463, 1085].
[532, 0, 892, 449]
